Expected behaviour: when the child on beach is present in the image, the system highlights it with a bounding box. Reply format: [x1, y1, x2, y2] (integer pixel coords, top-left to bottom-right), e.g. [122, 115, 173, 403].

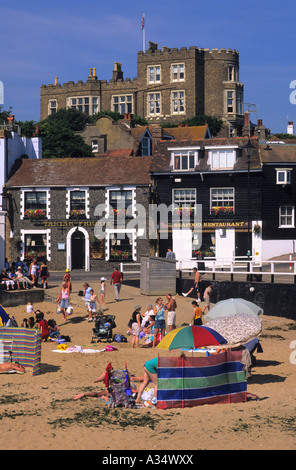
[26, 302, 34, 314]
[48, 318, 61, 339]
[100, 277, 107, 306]
[191, 300, 203, 326]
[87, 289, 101, 322]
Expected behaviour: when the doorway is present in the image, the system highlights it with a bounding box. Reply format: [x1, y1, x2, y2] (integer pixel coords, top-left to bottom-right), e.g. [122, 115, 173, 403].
[235, 232, 249, 257]
[71, 230, 85, 269]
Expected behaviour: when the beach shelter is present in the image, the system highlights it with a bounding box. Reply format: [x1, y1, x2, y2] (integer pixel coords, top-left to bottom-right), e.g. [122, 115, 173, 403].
[156, 325, 227, 351]
[157, 351, 247, 409]
[205, 298, 263, 322]
[0, 305, 9, 326]
[0, 327, 42, 375]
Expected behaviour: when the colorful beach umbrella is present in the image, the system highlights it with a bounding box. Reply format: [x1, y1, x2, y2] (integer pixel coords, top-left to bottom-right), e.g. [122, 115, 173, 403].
[205, 298, 263, 322]
[156, 325, 227, 350]
[0, 305, 10, 326]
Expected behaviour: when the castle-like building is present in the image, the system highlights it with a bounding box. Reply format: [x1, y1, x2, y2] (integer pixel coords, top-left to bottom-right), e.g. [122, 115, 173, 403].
[40, 42, 244, 136]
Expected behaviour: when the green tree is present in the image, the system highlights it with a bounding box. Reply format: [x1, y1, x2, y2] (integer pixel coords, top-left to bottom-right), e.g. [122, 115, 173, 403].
[38, 108, 93, 158]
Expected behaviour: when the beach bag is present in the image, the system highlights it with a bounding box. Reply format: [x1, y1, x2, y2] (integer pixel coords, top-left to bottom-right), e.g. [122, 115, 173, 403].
[66, 306, 73, 316]
[156, 333, 163, 345]
[105, 363, 134, 408]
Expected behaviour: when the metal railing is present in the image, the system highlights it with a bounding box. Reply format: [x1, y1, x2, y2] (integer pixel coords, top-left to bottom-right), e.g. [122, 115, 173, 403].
[180, 259, 296, 283]
[119, 258, 296, 283]
[119, 262, 141, 274]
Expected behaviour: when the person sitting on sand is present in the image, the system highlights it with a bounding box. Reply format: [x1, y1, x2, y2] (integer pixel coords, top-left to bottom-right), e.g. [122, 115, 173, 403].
[142, 315, 155, 335]
[73, 366, 144, 401]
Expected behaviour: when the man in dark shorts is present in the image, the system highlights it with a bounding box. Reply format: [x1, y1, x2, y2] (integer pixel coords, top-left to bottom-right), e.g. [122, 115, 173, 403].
[182, 267, 201, 302]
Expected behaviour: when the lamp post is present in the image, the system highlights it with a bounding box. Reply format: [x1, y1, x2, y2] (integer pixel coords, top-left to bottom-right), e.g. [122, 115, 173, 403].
[242, 139, 255, 261]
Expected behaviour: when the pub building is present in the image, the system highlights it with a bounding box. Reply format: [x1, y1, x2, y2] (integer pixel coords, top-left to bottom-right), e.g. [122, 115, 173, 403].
[150, 135, 263, 266]
[5, 154, 152, 271]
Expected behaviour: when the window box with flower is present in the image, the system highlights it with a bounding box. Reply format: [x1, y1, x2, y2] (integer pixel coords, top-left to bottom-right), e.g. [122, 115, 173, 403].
[69, 209, 86, 219]
[192, 249, 215, 259]
[174, 206, 195, 218]
[24, 250, 46, 262]
[112, 208, 133, 219]
[110, 249, 132, 260]
[24, 209, 46, 220]
[210, 206, 234, 217]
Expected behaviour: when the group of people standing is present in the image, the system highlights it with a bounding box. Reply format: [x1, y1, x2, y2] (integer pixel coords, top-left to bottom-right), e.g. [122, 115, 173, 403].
[129, 293, 178, 349]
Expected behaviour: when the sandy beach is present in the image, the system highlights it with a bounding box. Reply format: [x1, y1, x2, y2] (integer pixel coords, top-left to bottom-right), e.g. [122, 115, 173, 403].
[0, 276, 295, 451]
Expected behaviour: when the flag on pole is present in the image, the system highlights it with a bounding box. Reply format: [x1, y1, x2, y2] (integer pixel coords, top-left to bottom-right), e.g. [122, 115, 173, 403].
[141, 13, 145, 30]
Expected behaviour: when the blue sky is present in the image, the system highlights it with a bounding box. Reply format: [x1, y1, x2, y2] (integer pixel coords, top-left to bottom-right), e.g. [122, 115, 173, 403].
[1, 0, 296, 133]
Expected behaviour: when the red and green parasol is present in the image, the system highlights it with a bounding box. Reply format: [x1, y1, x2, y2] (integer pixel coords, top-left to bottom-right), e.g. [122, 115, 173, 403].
[156, 325, 227, 350]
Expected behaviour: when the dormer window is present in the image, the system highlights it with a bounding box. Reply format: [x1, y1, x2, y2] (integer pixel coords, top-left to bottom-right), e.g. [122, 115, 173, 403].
[170, 148, 200, 171]
[206, 147, 237, 170]
[276, 168, 291, 185]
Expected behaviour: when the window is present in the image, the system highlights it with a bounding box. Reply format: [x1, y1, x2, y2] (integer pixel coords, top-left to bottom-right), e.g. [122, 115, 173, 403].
[91, 140, 98, 153]
[210, 149, 236, 169]
[109, 232, 133, 261]
[21, 229, 51, 262]
[227, 91, 234, 113]
[92, 97, 99, 114]
[66, 188, 89, 219]
[225, 90, 243, 115]
[148, 65, 161, 84]
[276, 169, 292, 185]
[173, 189, 196, 216]
[24, 191, 47, 218]
[211, 188, 234, 214]
[228, 65, 239, 82]
[70, 97, 89, 114]
[112, 95, 133, 114]
[24, 233, 47, 262]
[109, 190, 133, 220]
[141, 136, 151, 156]
[48, 100, 57, 115]
[279, 206, 294, 227]
[173, 151, 196, 171]
[171, 91, 185, 114]
[236, 90, 243, 115]
[148, 93, 161, 115]
[171, 63, 185, 82]
[69, 190, 86, 218]
[67, 96, 99, 115]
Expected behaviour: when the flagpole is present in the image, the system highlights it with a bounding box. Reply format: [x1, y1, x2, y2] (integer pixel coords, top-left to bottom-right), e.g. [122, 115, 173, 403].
[142, 13, 145, 52]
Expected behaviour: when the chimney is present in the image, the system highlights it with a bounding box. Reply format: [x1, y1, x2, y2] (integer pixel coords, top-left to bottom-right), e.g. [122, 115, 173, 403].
[7, 115, 15, 130]
[242, 111, 250, 137]
[112, 62, 123, 81]
[54, 76, 58, 85]
[148, 41, 158, 52]
[122, 113, 135, 128]
[150, 124, 163, 141]
[88, 67, 97, 81]
[287, 121, 294, 135]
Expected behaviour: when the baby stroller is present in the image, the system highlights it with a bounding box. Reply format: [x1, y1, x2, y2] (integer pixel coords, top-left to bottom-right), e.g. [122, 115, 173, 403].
[91, 314, 116, 343]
